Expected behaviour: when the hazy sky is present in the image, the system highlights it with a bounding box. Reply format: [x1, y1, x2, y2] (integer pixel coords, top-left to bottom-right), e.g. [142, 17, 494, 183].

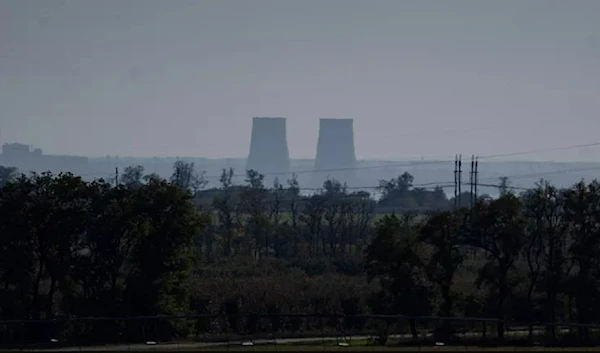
[1, 0, 599, 160]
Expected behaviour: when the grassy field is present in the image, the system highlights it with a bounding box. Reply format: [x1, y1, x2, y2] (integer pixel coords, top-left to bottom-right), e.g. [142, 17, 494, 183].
[5, 339, 600, 352]
[2, 328, 599, 352]
[195, 347, 600, 352]
[26, 344, 600, 352]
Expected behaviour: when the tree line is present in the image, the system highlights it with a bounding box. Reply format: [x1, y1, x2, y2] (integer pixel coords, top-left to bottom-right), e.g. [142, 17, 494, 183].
[367, 181, 600, 341]
[1, 162, 600, 344]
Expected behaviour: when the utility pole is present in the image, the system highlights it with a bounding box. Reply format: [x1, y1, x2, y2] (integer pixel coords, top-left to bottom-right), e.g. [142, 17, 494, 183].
[115, 167, 119, 187]
[470, 155, 475, 209]
[474, 157, 479, 201]
[454, 155, 458, 210]
[458, 154, 462, 208]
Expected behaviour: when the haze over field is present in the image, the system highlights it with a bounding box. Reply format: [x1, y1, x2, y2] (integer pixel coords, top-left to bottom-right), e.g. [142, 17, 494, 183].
[1, 0, 600, 161]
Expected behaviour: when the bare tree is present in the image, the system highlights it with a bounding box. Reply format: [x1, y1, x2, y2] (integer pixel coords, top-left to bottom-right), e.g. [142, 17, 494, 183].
[287, 174, 302, 256]
[191, 170, 209, 194]
[170, 160, 195, 190]
[239, 170, 269, 258]
[270, 178, 285, 257]
[212, 168, 237, 257]
[345, 192, 376, 255]
[468, 195, 525, 341]
[301, 194, 326, 257]
[322, 179, 347, 255]
[521, 185, 544, 341]
[522, 180, 568, 341]
[121, 165, 145, 187]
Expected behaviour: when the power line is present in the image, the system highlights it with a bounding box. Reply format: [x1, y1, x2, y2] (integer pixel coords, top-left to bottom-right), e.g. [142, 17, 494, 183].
[476, 165, 600, 184]
[77, 162, 600, 194]
[12, 165, 599, 207]
[200, 141, 600, 179]
[478, 142, 600, 160]
[385, 160, 600, 191]
[16, 142, 600, 188]
[295, 164, 600, 193]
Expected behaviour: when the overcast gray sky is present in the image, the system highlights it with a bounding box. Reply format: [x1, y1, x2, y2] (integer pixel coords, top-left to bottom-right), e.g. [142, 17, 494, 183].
[1, 0, 599, 160]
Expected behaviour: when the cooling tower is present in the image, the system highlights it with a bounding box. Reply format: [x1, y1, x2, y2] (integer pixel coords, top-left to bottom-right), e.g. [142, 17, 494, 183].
[312, 118, 357, 187]
[246, 117, 290, 183]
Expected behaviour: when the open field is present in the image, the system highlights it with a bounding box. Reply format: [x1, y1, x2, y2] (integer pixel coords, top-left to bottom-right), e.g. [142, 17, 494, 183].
[5, 343, 600, 352]
[4, 330, 600, 352]
[196, 347, 600, 352]
[2, 319, 599, 352]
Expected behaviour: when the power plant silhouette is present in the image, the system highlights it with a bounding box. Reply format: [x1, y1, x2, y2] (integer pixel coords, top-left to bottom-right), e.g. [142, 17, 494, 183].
[246, 117, 357, 187]
[246, 117, 291, 185]
[313, 118, 357, 186]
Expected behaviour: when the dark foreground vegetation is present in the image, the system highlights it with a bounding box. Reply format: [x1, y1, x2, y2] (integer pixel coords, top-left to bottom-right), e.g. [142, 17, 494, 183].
[1, 162, 600, 347]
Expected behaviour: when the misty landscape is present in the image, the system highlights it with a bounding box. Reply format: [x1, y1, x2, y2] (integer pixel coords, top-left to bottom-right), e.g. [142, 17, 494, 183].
[2, 0, 600, 351]
[3, 130, 600, 201]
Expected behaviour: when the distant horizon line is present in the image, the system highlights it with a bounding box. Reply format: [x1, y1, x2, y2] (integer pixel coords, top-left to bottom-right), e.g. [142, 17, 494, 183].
[80, 155, 598, 164]
[1, 144, 596, 164]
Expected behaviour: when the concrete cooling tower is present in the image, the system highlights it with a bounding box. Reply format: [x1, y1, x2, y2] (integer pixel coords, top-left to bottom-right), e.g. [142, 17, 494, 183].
[246, 117, 290, 184]
[312, 118, 357, 188]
